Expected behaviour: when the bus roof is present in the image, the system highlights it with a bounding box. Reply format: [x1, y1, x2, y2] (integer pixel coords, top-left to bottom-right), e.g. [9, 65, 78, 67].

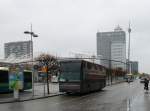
[60, 59, 105, 68]
[59, 59, 83, 62]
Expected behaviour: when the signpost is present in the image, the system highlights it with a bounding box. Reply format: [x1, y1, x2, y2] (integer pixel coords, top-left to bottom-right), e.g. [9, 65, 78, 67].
[42, 66, 47, 96]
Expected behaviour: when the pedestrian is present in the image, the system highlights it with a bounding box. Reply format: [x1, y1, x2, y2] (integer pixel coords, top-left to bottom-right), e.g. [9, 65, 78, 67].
[144, 78, 149, 91]
[127, 77, 131, 83]
[127, 77, 130, 83]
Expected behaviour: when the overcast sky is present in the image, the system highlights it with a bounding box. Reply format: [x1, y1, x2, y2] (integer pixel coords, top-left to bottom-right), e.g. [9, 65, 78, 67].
[0, 0, 150, 73]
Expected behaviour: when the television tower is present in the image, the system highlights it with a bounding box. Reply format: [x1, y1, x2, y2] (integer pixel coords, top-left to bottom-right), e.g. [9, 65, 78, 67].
[128, 22, 131, 73]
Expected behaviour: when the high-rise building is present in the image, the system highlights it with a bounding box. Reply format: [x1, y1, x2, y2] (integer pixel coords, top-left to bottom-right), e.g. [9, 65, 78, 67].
[4, 41, 32, 59]
[97, 26, 126, 70]
[130, 61, 138, 74]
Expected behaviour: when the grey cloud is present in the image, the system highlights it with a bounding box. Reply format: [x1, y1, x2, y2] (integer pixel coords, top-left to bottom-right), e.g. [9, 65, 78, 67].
[0, 0, 150, 73]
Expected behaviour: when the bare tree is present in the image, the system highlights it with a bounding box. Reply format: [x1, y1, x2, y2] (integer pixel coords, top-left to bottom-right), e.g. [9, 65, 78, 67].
[35, 53, 60, 94]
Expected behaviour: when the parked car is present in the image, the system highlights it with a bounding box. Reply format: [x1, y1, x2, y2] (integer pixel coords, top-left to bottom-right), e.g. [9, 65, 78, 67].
[125, 74, 134, 82]
[140, 78, 145, 83]
[126, 78, 134, 82]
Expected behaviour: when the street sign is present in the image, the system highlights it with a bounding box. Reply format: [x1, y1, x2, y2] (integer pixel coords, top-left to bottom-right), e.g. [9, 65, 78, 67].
[41, 66, 48, 73]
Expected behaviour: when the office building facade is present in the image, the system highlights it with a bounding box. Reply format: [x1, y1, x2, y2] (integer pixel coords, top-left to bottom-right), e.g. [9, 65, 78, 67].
[97, 26, 126, 70]
[130, 61, 138, 74]
[4, 41, 32, 59]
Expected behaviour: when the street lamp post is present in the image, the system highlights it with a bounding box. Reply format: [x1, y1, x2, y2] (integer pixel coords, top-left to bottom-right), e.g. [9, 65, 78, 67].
[24, 24, 38, 97]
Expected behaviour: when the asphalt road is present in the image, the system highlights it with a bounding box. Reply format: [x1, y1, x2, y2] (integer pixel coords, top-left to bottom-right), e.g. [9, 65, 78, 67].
[0, 79, 147, 111]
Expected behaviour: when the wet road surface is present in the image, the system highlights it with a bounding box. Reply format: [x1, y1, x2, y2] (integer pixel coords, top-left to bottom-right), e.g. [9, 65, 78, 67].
[0, 80, 147, 111]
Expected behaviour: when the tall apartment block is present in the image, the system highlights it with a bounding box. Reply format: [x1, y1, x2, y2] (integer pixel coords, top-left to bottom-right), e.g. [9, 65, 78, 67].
[97, 26, 126, 70]
[4, 41, 32, 59]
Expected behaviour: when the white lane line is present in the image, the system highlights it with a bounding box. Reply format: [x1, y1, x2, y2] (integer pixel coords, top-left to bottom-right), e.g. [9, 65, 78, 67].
[127, 99, 131, 111]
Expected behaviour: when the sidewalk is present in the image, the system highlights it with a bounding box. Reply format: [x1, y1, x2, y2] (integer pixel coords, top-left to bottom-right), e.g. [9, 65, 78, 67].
[0, 83, 62, 104]
[106, 79, 126, 86]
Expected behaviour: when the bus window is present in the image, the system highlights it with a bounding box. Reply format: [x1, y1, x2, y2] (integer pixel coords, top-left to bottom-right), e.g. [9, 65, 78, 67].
[59, 62, 81, 82]
[24, 71, 32, 82]
[94, 64, 98, 70]
[82, 62, 86, 69]
[0, 70, 8, 83]
[99, 66, 102, 71]
[87, 63, 92, 69]
[60, 62, 81, 72]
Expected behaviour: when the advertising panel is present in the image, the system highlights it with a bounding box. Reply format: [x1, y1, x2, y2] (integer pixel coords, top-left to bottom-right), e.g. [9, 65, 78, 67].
[9, 67, 23, 90]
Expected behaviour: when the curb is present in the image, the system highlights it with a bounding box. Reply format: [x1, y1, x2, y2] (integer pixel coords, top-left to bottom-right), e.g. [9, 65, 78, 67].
[0, 93, 64, 104]
[112, 81, 126, 85]
[106, 81, 125, 86]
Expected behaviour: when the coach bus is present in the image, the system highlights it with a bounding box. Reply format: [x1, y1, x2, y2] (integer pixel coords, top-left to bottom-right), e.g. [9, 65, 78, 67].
[0, 67, 32, 93]
[59, 59, 106, 94]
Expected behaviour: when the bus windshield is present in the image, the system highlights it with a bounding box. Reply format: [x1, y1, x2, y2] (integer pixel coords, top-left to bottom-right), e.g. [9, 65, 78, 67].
[59, 61, 81, 82]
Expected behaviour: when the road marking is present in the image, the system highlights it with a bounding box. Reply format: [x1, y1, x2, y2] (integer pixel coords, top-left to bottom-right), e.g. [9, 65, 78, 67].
[127, 99, 131, 111]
